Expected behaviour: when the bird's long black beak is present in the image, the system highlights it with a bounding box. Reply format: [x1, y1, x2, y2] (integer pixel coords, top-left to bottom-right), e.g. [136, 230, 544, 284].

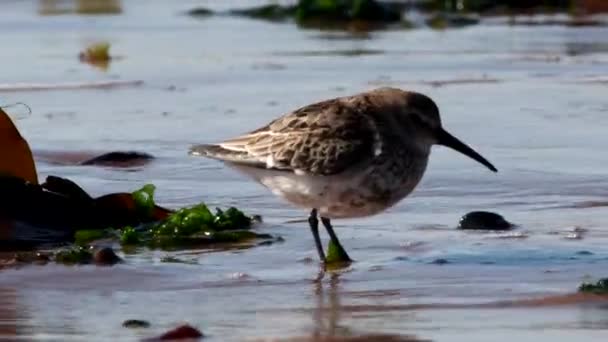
[436, 128, 497, 172]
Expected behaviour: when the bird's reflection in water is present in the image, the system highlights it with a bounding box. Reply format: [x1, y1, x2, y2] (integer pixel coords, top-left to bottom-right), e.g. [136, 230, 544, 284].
[312, 272, 347, 338]
[305, 272, 428, 342]
[0, 288, 19, 339]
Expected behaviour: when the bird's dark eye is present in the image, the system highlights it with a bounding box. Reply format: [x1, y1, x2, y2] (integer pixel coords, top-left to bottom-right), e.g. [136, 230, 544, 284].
[410, 114, 424, 126]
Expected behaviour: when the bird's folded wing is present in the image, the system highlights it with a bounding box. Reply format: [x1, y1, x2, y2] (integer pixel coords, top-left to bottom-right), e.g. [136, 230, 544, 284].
[190, 100, 378, 176]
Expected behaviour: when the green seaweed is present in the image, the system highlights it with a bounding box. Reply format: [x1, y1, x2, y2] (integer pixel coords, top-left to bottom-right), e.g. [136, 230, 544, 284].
[152, 204, 251, 237]
[67, 184, 271, 253]
[578, 278, 608, 294]
[120, 226, 141, 245]
[230, 4, 297, 21]
[228, 0, 401, 25]
[132, 184, 156, 218]
[296, 0, 400, 23]
[214, 207, 253, 230]
[54, 247, 93, 264]
[74, 229, 113, 246]
[116, 203, 271, 250]
[325, 240, 352, 267]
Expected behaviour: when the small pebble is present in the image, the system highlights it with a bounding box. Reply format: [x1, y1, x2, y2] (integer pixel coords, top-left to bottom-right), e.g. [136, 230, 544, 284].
[230, 272, 250, 280]
[458, 211, 513, 230]
[122, 319, 151, 329]
[298, 257, 315, 264]
[399, 241, 426, 251]
[564, 233, 583, 240]
[494, 232, 528, 239]
[94, 247, 122, 266]
[35, 252, 51, 263]
[576, 250, 594, 256]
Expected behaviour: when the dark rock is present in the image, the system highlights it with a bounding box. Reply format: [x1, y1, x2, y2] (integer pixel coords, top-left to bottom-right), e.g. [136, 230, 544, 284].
[41, 175, 94, 202]
[349, 0, 402, 22]
[93, 247, 122, 265]
[431, 258, 449, 265]
[0, 175, 173, 249]
[0, 175, 93, 247]
[13, 251, 51, 265]
[80, 151, 154, 167]
[146, 324, 204, 341]
[431, 0, 571, 14]
[458, 211, 514, 231]
[576, 250, 594, 256]
[122, 319, 151, 328]
[427, 13, 480, 29]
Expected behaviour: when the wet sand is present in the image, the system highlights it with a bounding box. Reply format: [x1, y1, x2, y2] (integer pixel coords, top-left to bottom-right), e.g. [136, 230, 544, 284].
[1, 0, 608, 341]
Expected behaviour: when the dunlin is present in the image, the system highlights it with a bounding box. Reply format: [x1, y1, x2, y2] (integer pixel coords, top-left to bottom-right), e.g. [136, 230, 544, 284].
[190, 87, 497, 263]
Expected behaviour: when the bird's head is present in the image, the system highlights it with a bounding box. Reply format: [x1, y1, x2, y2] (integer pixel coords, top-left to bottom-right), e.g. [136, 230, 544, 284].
[377, 88, 497, 172]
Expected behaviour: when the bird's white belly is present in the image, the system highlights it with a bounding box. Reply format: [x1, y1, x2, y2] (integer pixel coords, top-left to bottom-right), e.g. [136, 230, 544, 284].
[230, 163, 426, 219]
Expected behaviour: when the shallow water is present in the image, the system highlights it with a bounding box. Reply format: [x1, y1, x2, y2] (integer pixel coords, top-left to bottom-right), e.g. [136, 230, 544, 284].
[1, 0, 608, 341]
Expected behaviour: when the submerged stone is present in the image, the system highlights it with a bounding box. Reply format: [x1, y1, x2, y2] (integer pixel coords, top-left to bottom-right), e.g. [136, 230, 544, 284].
[93, 247, 122, 265]
[458, 211, 514, 231]
[186, 8, 213, 17]
[431, 258, 449, 265]
[427, 13, 480, 29]
[11, 252, 51, 265]
[160, 256, 197, 264]
[80, 151, 154, 167]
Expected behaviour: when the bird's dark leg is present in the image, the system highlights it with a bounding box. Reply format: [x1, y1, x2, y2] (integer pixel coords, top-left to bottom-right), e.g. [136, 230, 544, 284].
[308, 209, 326, 262]
[321, 217, 352, 262]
